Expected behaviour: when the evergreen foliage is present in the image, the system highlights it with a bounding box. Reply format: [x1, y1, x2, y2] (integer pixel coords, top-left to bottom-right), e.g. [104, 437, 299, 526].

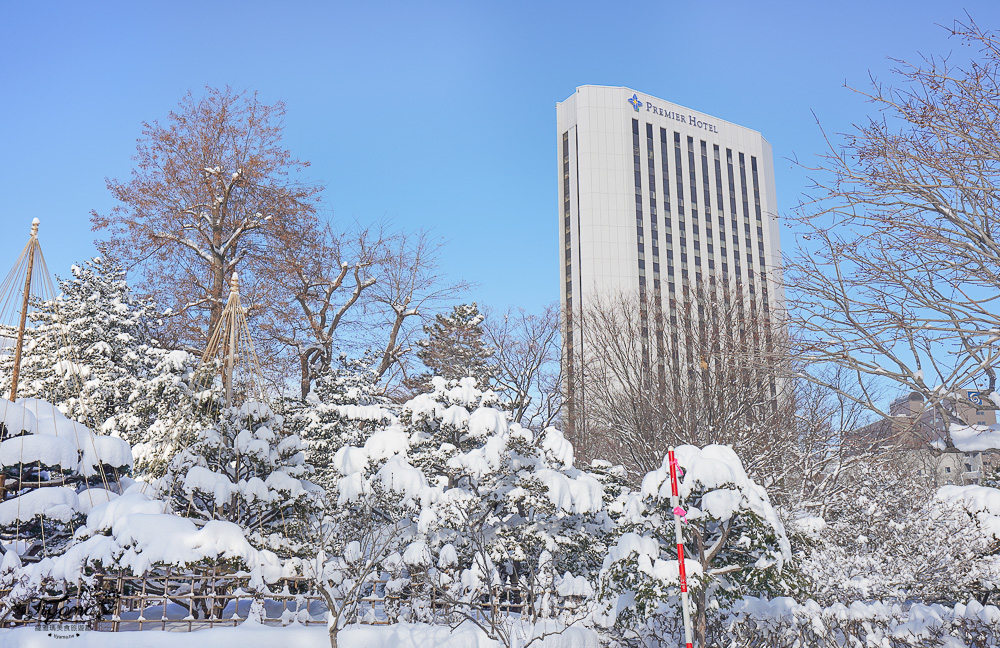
[0, 257, 159, 432]
[411, 303, 494, 388]
[157, 399, 320, 558]
[281, 353, 394, 491]
[597, 446, 797, 645]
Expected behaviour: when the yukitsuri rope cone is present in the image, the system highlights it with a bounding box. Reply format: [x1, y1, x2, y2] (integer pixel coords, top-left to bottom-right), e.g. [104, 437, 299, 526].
[0, 219, 122, 561]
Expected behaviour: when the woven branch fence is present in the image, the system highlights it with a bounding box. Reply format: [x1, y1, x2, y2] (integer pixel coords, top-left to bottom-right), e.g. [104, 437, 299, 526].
[0, 570, 581, 632]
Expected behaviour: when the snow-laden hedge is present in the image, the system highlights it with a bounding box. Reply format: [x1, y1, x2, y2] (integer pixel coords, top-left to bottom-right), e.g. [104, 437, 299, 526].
[723, 597, 1000, 647]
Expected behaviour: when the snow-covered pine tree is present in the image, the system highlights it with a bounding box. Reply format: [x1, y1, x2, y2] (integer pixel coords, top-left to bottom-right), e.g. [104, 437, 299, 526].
[157, 395, 320, 558]
[0, 257, 215, 481]
[124, 349, 205, 478]
[0, 257, 160, 433]
[280, 352, 395, 491]
[411, 303, 494, 389]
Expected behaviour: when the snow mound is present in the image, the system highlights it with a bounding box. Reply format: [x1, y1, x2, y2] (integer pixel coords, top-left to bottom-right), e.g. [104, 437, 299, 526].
[0, 487, 80, 525]
[640, 445, 790, 560]
[79, 435, 133, 475]
[0, 433, 77, 470]
[0, 399, 37, 436]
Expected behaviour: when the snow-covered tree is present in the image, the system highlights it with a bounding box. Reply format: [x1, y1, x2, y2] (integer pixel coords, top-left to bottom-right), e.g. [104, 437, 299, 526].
[0, 257, 159, 432]
[280, 353, 395, 491]
[322, 377, 610, 644]
[121, 348, 203, 478]
[304, 469, 415, 648]
[0, 258, 219, 482]
[598, 445, 797, 647]
[157, 400, 320, 558]
[411, 304, 494, 389]
[0, 398, 131, 560]
[92, 86, 321, 350]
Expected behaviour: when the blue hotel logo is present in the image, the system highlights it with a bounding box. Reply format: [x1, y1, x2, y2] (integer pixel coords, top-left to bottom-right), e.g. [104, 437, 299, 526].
[628, 93, 642, 111]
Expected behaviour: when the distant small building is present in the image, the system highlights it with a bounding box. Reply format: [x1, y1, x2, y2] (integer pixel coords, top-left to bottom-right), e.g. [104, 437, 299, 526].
[849, 390, 998, 486]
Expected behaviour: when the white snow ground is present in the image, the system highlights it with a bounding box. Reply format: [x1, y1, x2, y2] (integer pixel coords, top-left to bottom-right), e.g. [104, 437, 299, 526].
[0, 622, 599, 648]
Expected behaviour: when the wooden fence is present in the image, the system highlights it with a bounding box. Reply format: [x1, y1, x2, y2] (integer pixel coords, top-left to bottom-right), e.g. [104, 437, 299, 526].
[0, 570, 575, 632]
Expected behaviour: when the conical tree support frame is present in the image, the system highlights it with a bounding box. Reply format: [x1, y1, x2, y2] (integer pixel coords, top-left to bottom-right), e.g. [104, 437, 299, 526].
[199, 273, 269, 412]
[0, 219, 49, 402]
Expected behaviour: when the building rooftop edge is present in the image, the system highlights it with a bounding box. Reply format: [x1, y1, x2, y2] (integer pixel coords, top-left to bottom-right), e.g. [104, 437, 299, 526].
[558, 84, 771, 146]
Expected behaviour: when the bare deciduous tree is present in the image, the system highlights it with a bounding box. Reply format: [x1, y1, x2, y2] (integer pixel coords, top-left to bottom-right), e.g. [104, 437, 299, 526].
[787, 18, 1000, 447]
[366, 231, 469, 395]
[483, 303, 564, 429]
[785, 365, 901, 515]
[575, 282, 794, 484]
[261, 225, 469, 399]
[261, 219, 385, 398]
[92, 86, 320, 350]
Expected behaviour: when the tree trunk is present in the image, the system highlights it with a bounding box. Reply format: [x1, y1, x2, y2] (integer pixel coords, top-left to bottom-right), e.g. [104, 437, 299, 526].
[697, 588, 707, 647]
[300, 353, 311, 400]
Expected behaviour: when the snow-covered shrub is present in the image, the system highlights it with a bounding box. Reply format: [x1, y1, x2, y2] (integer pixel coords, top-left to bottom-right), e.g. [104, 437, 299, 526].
[0, 399, 295, 624]
[598, 445, 797, 647]
[157, 399, 321, 559]
[723, 597, 1000, 647]
[317, 377, 613, 645]
[2, 487, 288, 624]
[797, 465, 1000, 607]
[0, 398, 131, 559]
[304, 475, 416, 648]
[934, 484, 1000, 602]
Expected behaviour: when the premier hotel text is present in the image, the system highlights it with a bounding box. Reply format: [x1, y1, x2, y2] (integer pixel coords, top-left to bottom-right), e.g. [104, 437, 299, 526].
[645, 102, 718, 133]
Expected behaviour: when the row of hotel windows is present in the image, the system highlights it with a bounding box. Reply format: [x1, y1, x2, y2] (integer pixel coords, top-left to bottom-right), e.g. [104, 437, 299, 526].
[562, 131, 578, 422]
[632, 120, 773, 357]
[561, 129, 772, 303]
[561, 125, 776, 393]
[629, 121, 771, 311]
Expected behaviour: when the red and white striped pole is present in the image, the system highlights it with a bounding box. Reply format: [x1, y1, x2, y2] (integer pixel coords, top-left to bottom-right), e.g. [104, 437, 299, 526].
[668, 447, 694, 648]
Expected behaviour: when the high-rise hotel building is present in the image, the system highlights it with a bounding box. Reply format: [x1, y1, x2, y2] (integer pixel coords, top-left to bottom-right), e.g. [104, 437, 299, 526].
[557, 85, 784, 432]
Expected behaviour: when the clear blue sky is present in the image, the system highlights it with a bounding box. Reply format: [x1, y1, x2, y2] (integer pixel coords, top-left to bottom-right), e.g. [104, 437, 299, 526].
[1, 1, 996, 314]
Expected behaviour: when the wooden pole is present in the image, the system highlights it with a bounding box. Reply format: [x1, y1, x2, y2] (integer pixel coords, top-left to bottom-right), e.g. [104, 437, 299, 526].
[9, 219, 40, 402]
[224, 273, 239, 408]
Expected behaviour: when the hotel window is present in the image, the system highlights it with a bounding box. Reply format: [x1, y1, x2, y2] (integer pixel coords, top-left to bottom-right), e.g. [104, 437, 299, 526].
[687, 137, 698, 210]
[700, 140, 712, 217]
[727, 149, 741, 272]
[634, 121, 649, 350]
[751, 157, 763, 222]
[659, 129, 673, 209]
[646, 124, 661, 289]
[713, 144, 724, 211]
[562, 132, 572, 298]
[674, 132, 685, 214]
[750, 156, 768, 270]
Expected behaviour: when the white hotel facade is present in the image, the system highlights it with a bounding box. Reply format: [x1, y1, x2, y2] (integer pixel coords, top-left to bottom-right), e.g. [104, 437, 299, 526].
[557, 85, 784, 429]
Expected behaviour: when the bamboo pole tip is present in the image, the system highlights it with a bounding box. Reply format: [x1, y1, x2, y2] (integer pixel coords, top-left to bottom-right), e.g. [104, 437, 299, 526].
[30, 218, 39, 235]
[229, 272, 240, 294]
